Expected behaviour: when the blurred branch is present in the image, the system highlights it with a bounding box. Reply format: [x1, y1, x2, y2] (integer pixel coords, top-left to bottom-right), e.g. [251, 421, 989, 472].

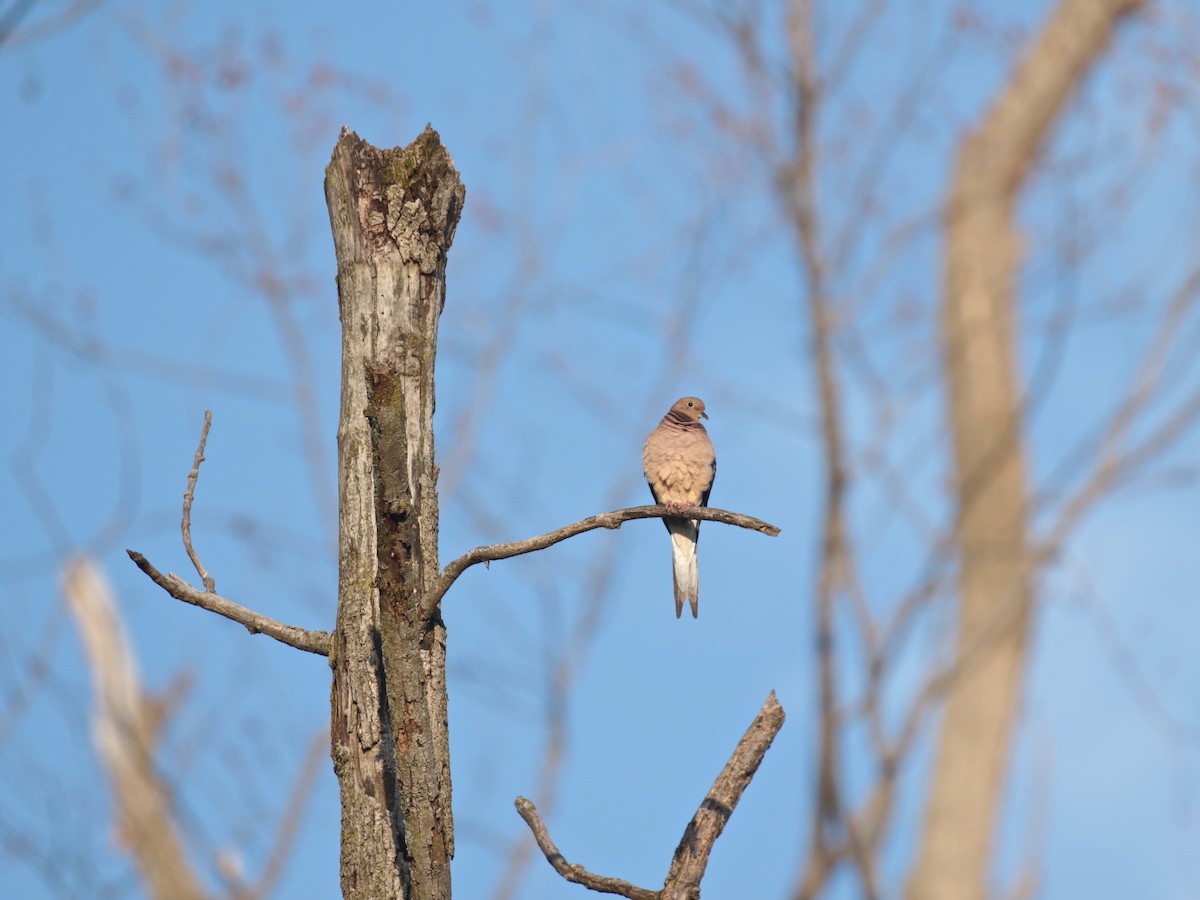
[0, 604, 66, 752]
[0, 0, 36, 48]
[489, 486, 634, 900]
[429, 505, 781, 614]
[781, 2, 869, 897]
[62, 556, 206, 900]
[824, 0, 887, 93]
[1041, 263, 1200, 547]
[519, 692, 785, 899]
[239, 729, 330, 900]
[0, 0, 105, 49]
[9, 294, 292, 401]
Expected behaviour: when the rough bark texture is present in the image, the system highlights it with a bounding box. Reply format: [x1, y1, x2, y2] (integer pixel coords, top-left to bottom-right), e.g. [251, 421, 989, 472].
[908, 2, 1143, 899]
[325, 126, 464, 900]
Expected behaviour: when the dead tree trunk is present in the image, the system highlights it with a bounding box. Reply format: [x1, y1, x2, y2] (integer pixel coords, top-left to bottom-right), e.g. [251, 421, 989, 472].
[120, 121, 782, 900]
[325, 126, 465, 900]
[907, 2, 1143, 899]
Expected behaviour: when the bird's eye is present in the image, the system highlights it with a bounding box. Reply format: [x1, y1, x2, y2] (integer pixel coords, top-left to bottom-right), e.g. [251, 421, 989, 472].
[687, 401, 694, 407]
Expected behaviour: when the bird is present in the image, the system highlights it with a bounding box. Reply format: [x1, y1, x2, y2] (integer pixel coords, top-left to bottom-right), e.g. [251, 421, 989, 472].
[642, 396, 716, 618]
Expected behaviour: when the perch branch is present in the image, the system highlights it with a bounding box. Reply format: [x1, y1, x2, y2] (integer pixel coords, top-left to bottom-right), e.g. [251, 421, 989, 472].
[126, 550, 331, 656]
[181, 410, 216, 593]
[427, 505, 780, 614]
[518, 692, 786, 899]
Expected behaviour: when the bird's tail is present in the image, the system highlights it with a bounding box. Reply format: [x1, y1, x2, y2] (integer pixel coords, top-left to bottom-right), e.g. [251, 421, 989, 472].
[669, 520, 699, 618]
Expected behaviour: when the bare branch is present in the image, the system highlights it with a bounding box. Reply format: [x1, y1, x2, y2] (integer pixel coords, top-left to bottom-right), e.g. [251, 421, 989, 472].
[428, 505, 780, 614]
[127, 408, 330, 654]
[662, 691, 787, 894]
[125, 550, 331, 656]
[517, 692, 786, 899]
[515, 797, 659, 900]
[181, 410, 216, 593]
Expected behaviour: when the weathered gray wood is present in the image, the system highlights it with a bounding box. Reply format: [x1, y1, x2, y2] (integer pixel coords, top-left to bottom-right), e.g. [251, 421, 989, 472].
[325, 125, 463, 900]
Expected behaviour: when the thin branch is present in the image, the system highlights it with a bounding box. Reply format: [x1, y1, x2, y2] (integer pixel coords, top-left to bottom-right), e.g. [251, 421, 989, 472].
[1040, 263, 1200, 547]
[427, 505, 780, 614]
[0, 604, 65, 753]
[10, 296, 293, 400]
[0, 0, 105, 49]
[243, 729, 330, 900]
[125, 550, 331, 656]
[662, 691, 787, 894]
[0, 0, 37, 48]
[182, 410, 216, 593]
[824, 0, 888, 94]
[515, 798, 658, 900]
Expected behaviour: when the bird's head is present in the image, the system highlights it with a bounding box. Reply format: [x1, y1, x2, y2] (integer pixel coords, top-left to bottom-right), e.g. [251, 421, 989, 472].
[670, 396, 708, 421]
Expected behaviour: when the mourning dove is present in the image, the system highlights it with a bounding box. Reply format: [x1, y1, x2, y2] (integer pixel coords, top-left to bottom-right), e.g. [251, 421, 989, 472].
[642, 397, 716, 618]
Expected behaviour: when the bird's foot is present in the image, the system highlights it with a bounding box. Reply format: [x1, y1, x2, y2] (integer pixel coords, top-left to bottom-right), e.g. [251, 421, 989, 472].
[663, 501, 690, 514]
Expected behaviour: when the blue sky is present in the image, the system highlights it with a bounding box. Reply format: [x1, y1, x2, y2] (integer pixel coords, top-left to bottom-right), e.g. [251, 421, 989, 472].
[2, 1, 1199, 898]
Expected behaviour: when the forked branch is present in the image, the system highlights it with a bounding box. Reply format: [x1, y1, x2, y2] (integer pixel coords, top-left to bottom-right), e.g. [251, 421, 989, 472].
[518, 692, 786, 899]
[127, 412, 332, 656]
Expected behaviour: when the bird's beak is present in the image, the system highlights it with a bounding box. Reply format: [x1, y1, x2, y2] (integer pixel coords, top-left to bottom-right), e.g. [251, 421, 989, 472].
[700, 410, 709, 420]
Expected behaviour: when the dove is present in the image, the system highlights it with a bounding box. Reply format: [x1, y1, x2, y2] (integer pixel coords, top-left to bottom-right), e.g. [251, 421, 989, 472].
[642, 397, 716, 618]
